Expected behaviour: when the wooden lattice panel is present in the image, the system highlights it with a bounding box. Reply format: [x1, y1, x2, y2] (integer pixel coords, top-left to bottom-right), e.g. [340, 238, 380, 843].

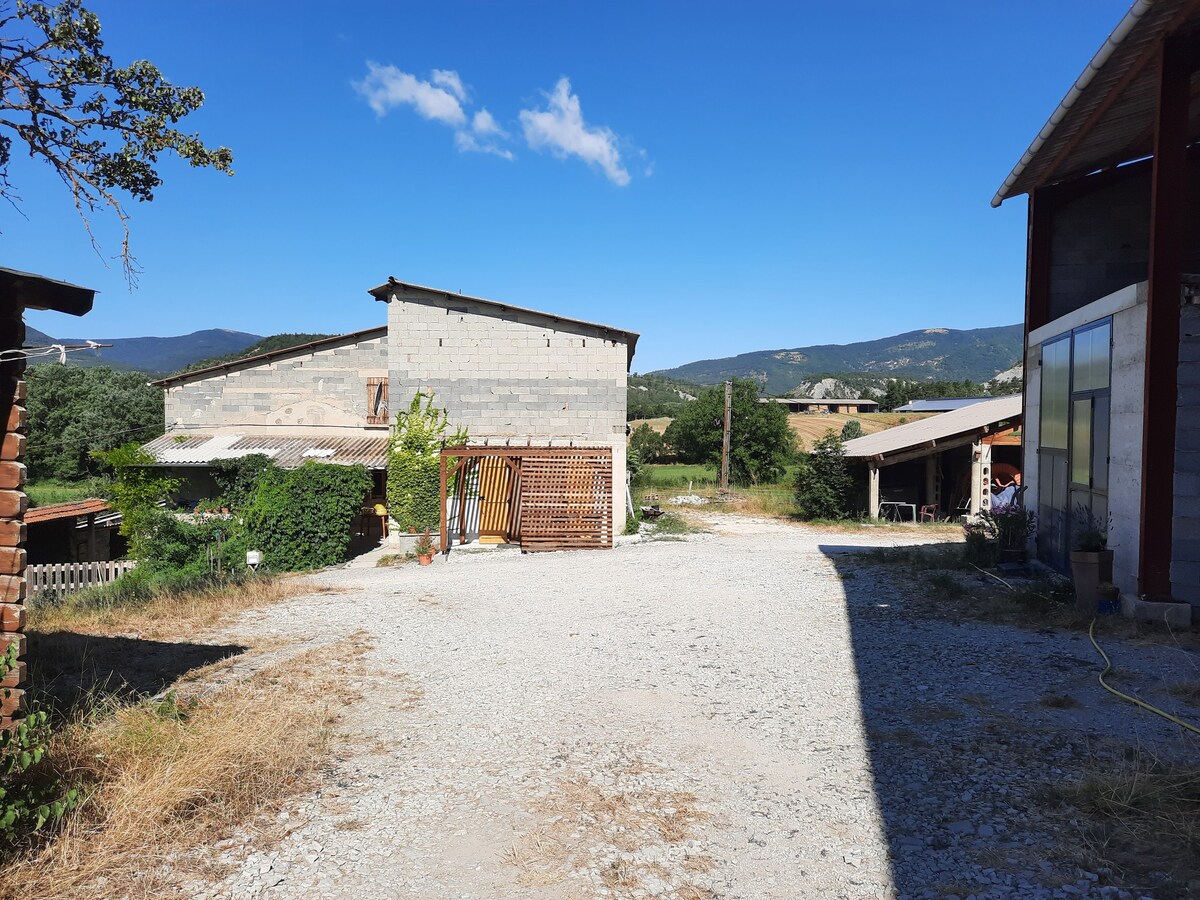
[518, 450, 613, 551]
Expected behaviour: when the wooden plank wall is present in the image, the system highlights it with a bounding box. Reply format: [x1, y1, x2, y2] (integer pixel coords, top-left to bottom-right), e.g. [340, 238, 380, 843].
[518, 450, 613, 551]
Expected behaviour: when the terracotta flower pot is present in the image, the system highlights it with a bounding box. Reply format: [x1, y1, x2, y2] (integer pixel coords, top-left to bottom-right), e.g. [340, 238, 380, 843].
[417, 552, 434, 566]
[1071, 549, 1114, 614]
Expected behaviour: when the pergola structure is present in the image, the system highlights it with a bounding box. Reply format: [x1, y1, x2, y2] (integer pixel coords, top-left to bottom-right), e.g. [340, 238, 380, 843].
[439, 446, 614, 553]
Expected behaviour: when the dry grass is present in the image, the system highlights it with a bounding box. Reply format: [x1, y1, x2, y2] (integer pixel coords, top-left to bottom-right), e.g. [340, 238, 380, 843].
[628, 416, 673, 434]
[28, 575, 334, 642]
[1063, 749, 1200, 893]
[504, 750, 715, 897]
[787, 411, 931, 446]
[0, 639, 369, 900]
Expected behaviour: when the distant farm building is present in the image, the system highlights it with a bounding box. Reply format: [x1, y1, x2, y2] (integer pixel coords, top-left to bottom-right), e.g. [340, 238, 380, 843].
[760, 397, 879, 414]
[893, 397, 993, 414]
[145, 278, 638, 551]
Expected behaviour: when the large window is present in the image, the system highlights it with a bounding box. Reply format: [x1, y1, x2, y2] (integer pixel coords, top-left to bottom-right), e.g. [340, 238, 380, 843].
[1037, 320, 1111, 569]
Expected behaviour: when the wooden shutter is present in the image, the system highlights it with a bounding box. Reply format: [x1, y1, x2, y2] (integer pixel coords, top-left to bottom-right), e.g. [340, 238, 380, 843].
[367, 378, 389, 425]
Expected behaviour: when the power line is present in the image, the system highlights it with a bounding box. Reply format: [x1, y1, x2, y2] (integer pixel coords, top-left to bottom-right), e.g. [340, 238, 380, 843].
[1, 342, 112, 364]
[26, 422, 162, 454]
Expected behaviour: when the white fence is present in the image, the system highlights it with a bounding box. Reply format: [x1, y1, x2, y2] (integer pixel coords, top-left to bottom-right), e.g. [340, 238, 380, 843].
[27, 560, 138, 598]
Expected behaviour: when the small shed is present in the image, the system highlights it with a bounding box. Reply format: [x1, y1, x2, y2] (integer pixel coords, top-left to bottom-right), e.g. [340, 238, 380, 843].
[843, 395, 1023, 519]
[25, 499, 123, 565]
[893, 397, 994, 414]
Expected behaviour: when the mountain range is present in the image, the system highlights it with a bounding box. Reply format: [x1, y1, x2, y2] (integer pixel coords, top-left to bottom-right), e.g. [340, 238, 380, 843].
[652, 324, 1023, 395]
[24, 322, 1025, 393]
[24, 327, 264, 374]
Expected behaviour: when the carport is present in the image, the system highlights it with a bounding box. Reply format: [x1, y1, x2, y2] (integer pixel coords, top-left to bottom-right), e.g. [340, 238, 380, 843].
[842, 396, 1023, 520]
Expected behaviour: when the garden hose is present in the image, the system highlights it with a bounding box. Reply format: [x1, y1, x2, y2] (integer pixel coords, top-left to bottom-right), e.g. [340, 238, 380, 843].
[1087, 618, 1200, 738]
[970, 562, 1200, 736]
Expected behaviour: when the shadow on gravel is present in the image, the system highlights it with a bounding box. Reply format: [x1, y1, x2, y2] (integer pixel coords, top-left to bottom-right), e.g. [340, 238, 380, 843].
[27, 630, 247, 715]
[819, 541, 1077, 898]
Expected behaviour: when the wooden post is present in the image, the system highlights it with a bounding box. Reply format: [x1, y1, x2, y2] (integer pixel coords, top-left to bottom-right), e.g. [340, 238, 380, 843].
[0, 305, 26, 725]
[868, 463, 880, 520]
[1138, 35, 1192, 599]
[719, 381, 732, 493]
[925, 454, 938, 513]
[439, 452, 448, 554]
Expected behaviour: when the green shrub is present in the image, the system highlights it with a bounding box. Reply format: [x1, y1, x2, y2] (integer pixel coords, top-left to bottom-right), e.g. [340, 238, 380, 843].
[90, 443, 180, 558]
[209, 454, 273, 512]
[793, 431, 852, 519]
[386, 393, 467, 532]
[0, 646, 78, 849]
[244, 462, 371, 571]
[629, 423, 666, 463]
[840, 419, 864, 441]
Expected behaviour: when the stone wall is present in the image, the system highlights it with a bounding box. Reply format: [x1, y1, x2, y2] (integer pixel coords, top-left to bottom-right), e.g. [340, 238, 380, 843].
[1173, 302, 1200, 605]
[0, 306, 28, 727]
[164, 331, 388, 434]
[382, 286, 631, 537]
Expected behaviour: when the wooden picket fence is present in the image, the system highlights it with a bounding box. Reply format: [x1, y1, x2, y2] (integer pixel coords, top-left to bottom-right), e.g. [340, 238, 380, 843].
[27, 560, 138, 600]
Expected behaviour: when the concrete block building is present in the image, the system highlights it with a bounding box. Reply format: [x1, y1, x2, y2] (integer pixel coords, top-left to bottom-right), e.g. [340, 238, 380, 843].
[145, 278, 637, 548]
[992, 0, 1200, 610]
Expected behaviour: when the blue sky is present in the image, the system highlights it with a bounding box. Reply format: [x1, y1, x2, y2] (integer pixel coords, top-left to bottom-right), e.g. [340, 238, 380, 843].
[10, 1, 1130, 372]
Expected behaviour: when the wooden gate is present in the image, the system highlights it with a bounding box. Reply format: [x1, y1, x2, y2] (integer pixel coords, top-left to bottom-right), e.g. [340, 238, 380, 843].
[517, 450, 613, 552]
[440, 447, 613, 552]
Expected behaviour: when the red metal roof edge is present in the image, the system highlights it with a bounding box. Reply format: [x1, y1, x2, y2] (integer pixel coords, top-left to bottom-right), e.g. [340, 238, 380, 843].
[25, 498, 111, 523]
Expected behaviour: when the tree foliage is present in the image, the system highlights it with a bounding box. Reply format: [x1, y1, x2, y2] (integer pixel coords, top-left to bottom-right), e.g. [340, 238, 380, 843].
[208, 453, 273, 513]
[386, 393, 467, 532]
[0, 0, 233, 279]
[629, 422, 666, 463]
[89, 441, 179, 555]
[663, 380, 794, 485]
[840, 419, 863, 441]
[793, 431, 853, 520]
[26, 365, 163, 481]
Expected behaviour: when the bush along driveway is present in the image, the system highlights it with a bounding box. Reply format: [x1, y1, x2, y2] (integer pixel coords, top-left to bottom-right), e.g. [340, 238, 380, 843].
[193, 515, 1199, 899]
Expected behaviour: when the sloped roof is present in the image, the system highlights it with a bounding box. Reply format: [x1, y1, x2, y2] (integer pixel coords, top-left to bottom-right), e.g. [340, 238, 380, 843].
[893, 397, 993, 413]
[843, 395, 1022, 460]
[370, 276, 640, 365]
[993, 0, 1200, 205]
[25, 498, 111, 524]
[152, 326, 387, 387]
[1, 267, 96, 316]
[141, 432, 390, 469]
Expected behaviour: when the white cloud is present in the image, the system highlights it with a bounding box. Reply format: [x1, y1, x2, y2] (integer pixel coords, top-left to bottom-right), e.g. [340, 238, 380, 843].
[472, 108, 506, 137]
[455, 130, 514, 160]
[519, 78, 630, 186]
[431, 69, 467, 103]
[353, 62, 466, 127]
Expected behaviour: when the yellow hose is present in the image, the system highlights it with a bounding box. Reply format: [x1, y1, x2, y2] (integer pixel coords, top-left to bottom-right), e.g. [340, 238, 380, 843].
[1088, 618, 1200, 737]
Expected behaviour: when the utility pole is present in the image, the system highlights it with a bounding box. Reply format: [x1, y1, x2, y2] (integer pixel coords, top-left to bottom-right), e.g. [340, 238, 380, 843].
[720, 380, 732, 493]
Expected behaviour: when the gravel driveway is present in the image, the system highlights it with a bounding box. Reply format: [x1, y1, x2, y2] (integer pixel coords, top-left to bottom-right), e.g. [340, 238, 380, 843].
[194, 515, 1200, 899]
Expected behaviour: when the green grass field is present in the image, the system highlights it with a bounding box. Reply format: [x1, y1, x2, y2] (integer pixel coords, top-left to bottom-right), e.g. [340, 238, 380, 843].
[25, 478, 111, 508]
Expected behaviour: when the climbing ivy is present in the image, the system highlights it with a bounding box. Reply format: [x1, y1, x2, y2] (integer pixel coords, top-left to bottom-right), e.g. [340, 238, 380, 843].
[386, 393, 468, 532]
[244, 462, 371, 571]
[0, 645, 78, 848]
[209, 454, 274, 512]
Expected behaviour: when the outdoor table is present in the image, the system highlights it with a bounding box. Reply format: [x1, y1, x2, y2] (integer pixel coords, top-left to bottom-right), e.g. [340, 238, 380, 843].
[878, 501, 916, 522]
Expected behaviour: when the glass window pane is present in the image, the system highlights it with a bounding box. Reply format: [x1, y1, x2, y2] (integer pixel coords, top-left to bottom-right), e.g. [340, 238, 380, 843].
[1073, 328, 1093, 392]
[1041, 337, 1070, 449]
[1092, 395, 1110, 490]
[1072, 398, 1092, 485]
[1091, 322, 1111, 390]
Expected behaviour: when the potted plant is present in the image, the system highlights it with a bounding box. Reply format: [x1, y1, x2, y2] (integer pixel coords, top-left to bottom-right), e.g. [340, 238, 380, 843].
[414, 530, 435, 566]
[988, 504, 1037, 564]
[963, 515, 999, 567]
[1071, 505, 1113, 614]
[1096, 582, 1120, 615]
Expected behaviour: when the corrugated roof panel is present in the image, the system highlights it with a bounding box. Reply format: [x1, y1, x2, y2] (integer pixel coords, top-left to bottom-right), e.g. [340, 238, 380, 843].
[842, 396, 1022, 459]
[26, 498, 111, 524]
[141, 432, 389, 469]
